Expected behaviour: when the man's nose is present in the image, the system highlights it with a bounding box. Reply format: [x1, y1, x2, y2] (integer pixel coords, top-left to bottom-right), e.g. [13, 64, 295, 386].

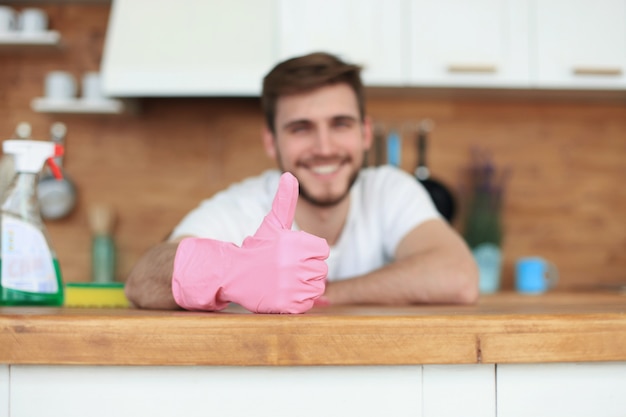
[313, 127, 333, 154]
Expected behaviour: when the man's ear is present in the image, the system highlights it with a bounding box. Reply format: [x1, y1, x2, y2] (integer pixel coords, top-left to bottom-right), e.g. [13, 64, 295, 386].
[261, 125, 277, 160]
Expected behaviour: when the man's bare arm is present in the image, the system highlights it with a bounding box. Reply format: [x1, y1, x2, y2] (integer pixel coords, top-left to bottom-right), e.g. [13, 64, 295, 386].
[324, 219, 479, 305]
[124, 241, 182, 310]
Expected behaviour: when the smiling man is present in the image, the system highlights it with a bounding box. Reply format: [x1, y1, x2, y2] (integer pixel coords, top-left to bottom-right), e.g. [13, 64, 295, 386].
[125, 52, 479, 312]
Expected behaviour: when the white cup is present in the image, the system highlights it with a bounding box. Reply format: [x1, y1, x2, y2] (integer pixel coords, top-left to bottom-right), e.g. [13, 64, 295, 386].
[82, 72, 104, 101]
[0, 6, 17, 33]
[45, 71, 77, 101]
[18, 8, 48, 33]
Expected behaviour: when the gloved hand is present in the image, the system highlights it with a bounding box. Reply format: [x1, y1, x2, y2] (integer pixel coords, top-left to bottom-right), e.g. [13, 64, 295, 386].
[172, 172, 329, 313]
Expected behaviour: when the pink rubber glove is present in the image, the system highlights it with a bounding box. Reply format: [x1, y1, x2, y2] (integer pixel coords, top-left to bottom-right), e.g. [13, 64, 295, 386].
[172, 172, 329, 313]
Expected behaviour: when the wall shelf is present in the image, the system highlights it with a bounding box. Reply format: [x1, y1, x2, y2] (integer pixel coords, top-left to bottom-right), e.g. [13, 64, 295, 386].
[0, 31, 62, 50]
[31, 97, 127, 114]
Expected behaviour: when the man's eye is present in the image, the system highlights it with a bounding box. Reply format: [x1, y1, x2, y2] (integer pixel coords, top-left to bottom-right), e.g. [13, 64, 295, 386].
[334, 119, 353, 129]
[290, 125, 309, 133]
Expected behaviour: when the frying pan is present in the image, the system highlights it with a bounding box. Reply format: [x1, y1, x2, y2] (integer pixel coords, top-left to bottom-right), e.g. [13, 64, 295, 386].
[414, 120, 456, 223]
[37, 122, 77, 220]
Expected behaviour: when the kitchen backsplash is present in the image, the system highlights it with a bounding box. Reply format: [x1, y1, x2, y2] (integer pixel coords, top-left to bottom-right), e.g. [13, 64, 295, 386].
[1, 3, 624, 290]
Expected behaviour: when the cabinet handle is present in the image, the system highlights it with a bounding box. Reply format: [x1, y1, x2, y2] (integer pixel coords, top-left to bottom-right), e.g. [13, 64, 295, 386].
[573, 67, 623, 76]
[447, 64, 497, 74]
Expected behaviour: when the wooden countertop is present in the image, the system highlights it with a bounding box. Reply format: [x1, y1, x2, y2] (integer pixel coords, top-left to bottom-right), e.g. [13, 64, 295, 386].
[1, 291, 625, 366]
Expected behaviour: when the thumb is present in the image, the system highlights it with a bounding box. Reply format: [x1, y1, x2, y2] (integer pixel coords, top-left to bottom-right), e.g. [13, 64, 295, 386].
[265, 172, 299, 230]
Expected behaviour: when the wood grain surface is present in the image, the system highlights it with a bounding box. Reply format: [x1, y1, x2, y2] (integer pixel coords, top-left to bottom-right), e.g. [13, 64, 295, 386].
[1, 292, 625, 366]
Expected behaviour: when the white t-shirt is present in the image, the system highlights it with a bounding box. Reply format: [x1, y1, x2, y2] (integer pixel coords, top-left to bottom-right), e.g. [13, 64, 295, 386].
[170, 166, 441, 281]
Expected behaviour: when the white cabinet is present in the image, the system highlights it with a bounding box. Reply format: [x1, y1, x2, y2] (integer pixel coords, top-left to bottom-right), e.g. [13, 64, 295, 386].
[408, 0, 531, 88]
[497, 362, 626, 417]
[6, 363, 626, 416]
[277, 0, 408, 86]
[101, 0, 277, 96]
[532, 0, 626, 89]
[10, 365, 422, 417]
[99, 0, 626, 95]
[423, 364, 496, 417]
[0, 365, 7, 417]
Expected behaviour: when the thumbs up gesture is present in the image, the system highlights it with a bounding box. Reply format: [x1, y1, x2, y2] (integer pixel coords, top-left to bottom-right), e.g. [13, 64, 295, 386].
[172, 173, 329, 313]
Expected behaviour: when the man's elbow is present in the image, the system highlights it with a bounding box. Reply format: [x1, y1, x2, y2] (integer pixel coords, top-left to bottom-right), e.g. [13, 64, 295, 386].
[451, 260, 480, 304]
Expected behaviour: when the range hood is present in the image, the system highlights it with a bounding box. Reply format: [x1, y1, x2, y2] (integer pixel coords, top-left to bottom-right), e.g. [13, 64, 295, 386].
[101, 0, 277, 97]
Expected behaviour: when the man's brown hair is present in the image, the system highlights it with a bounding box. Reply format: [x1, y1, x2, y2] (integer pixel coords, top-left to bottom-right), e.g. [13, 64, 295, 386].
[261, 52, 365, 133]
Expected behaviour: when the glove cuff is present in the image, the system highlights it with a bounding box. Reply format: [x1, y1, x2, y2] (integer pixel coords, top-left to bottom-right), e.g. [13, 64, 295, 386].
[172, 237, 235, 311]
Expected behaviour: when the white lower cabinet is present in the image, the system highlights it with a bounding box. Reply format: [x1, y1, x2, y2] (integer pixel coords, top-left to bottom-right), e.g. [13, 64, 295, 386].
[7, 363, 626, 416]
[423, 364, 496, 417]
[497, 362, 626, 417]
[9, 365, 422, 417]
[0, 365, 8, 417]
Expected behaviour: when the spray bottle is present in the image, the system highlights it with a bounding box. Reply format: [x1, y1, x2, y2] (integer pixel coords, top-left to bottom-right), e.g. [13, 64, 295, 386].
[0, 122, 32, 200]
[0, 140, 65, 306]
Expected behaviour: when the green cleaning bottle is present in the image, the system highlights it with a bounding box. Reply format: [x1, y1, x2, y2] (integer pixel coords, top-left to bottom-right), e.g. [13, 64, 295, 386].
[0, 140, 65, 306]
[88, 204, 116, 283]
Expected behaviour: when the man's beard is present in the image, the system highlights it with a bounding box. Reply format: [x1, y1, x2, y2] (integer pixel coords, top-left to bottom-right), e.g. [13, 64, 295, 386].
[275, 152, 362, 208]
[298, 168, 360, 207]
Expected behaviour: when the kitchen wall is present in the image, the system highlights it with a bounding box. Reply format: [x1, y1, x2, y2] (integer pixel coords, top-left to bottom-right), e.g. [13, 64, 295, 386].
[1, 3, 625, 290]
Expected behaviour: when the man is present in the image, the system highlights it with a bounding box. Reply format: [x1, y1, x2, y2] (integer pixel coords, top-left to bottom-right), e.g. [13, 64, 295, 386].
[125, 52, 479, 313]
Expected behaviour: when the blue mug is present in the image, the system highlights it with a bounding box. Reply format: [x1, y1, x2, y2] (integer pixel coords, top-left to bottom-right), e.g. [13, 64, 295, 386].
[515, 257, 559, 294]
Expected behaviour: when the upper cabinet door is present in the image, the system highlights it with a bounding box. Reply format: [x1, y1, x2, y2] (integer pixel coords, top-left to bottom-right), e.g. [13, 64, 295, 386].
[277, 0, 408, 86]
[102, 0, 276, 97]
[408, 0, 530, 88]
[532, 0, 626, 90]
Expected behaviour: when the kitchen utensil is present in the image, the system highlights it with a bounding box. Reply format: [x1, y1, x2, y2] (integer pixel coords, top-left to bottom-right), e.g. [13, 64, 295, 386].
[44, 71, 77, 101]
[414, 120, 456, 222]
[37, 122, 77, 220]
[386, 129, 402, 167]
[515, 257, 559, 294]
[18, 8, 48, 33]
[82, 72, 104, 101]
[373, 123, 386, 166]
[0, 6, 17, 33]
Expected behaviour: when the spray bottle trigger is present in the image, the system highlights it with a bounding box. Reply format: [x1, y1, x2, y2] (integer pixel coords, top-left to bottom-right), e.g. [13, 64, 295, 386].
[46, 157, 63, 180]
[47, 144, 65, 180]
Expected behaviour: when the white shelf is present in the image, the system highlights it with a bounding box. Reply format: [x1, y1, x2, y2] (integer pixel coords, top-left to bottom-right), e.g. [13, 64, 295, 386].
[0, 31, 62, 48]
[31, 97, 126, 114]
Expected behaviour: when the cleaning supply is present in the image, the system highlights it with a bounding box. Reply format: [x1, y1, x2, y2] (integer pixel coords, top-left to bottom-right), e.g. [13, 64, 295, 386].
[0, 122, 31, 200]
[64, 282, 129, 308]
[88, 203, 116, 283]
[0, 139, 65, 306]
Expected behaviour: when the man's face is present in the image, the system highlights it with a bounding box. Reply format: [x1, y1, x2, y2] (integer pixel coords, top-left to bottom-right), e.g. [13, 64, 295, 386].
[263, 83, 372, 207]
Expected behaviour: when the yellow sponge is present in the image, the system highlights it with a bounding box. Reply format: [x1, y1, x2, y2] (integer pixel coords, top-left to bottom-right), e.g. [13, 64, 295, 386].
[64, 282, 129, 308]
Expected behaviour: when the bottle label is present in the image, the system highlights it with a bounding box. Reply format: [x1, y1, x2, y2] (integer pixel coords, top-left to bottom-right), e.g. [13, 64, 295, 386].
[1, 217, 57, 293]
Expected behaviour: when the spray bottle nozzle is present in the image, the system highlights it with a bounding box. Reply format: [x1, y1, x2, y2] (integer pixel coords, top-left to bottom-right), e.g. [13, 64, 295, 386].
[2, 140, 65, 177]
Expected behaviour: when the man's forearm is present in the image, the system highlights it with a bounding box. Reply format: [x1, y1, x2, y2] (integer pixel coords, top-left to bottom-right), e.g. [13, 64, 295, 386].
[324, 220, 479, 306]
[324, 253, 478, 305]
[125, 242, 181, 310]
